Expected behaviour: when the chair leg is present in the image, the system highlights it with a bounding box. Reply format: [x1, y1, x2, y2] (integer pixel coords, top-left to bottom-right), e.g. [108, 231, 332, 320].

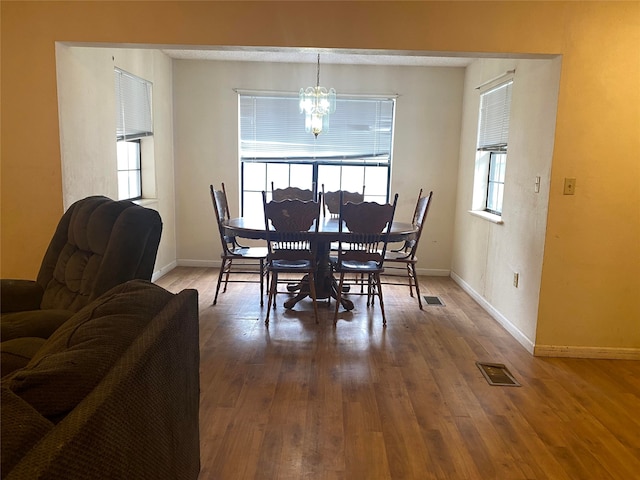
[265, 271, 277, 326]
[407, 264, 415, 298]
[412, 263, 423, 310]
[308, 270, 319, 324]
[213, 258, 228, 305]
[333, 273, 345, 325]
[222, 259, 232, 293]
[259, 260, 265, 307]
[374, 273, 388, 327]
[366, 274, 374, 306]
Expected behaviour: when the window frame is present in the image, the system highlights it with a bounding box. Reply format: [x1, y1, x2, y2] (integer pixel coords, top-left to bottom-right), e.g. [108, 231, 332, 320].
[114, 67, 153, 201]
[237, 91, 395, 216]
[116, 138, 143, 201]
[471, 78, 513, 220]
[485, 151, 506, 215]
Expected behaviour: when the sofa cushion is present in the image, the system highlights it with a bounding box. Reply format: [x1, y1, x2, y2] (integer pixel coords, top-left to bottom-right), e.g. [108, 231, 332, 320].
[1, 383, 54, 477]
[0, 309, 73, 342]
[0, 337, 47, 378]
[6, 280, 174, 421]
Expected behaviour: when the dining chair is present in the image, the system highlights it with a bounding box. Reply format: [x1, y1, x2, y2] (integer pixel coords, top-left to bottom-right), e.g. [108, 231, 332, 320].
[321, 184, 365, 217]
[381, 190, 433, 309]
[209, 184, 268, 306]
[331, 193, 398, 326]
[262, 191, 322, 326]
[271, 182, 315, 202]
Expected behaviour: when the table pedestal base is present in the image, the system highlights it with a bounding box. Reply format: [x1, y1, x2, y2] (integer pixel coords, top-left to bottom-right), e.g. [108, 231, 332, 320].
[281, 273, 354, 311]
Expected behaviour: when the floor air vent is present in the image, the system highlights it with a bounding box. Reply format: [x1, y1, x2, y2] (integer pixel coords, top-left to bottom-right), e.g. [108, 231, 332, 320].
[476, 362, 521, 387]
[423, 296, 445, 306]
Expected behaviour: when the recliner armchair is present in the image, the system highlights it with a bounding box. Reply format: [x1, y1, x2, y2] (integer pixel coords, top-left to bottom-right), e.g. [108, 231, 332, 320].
[1, 195, 162, 343]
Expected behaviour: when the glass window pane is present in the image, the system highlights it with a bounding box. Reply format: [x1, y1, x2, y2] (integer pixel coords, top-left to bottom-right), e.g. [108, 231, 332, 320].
[290, 164, 313, 190]
[116, 141, 129, 170]
[267, 163, 290, 190]
[130, 171, 141, 198]
[118, 171, 130, 200]
[497, 154, 506, 182]
[486, 183, 495, 211]
[243, 163, 266, 192]
[363, 166, 388, 197]
[317, 165, 341, 192]
[341, 166, 365, 193]
[127, 142, 140, 170]
[243, 191, 264, 220]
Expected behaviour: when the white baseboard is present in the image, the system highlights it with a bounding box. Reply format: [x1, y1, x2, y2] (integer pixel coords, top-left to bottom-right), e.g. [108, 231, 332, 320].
[450, 272, 640, 360]
[450, 271, 535, 354]
[151, 260, 177, 282]
[416, 267, 450, 277]
[534, 345, 640, 360]
[177, 259, 219, 268]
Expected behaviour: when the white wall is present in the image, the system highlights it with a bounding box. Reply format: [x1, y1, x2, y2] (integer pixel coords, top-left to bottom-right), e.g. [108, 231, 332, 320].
[172, 60, 465, 274]
[55, 45, 177, 278]
[451, 57, 561, 351]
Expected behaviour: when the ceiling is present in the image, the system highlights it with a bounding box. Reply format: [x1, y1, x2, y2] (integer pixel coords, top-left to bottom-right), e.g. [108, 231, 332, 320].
[161, 47, 475, 67]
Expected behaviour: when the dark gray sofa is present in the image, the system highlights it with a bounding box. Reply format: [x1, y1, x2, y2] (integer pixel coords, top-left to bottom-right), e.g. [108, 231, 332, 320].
[1, 280, 200, 479]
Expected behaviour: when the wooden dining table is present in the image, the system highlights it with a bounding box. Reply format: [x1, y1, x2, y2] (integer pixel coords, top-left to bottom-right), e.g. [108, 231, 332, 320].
[224, 216, 418, 310]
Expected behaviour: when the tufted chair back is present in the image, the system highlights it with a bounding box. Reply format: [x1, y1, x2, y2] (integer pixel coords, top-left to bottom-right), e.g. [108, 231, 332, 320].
[36, 196, 162, 312]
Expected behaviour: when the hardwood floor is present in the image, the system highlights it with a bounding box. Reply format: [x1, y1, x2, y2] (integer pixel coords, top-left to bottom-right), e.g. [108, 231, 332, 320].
[156, 267, 640, 480]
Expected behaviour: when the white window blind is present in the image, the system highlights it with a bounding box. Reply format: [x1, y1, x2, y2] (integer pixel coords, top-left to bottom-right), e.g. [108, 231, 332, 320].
[239, 94, 394, 164]
[477, 80, 512, 151]
[115, 68, 153, 140]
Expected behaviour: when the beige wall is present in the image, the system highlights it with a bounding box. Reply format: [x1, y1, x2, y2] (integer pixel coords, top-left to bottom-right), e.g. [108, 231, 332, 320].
[1, 1, 638, 357]
[56, 45, 177, 278]
[172, 59, 463, 272]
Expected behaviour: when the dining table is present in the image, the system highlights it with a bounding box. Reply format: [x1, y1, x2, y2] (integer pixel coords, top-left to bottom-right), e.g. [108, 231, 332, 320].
[223, 215, 418, 311]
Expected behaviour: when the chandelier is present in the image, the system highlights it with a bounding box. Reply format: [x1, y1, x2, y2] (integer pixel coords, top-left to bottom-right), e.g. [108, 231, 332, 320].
[299, 54, 336, 137]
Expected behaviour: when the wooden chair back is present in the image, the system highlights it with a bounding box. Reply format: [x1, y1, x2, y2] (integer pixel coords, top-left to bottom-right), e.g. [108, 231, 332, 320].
[397, 191, 433, 258]
[322, 184, 365, 217]
[210, 184, 235, 255]
[336, 193, 398, 266]
[271, 182, 315, 202]
[262, 192, 321, 259]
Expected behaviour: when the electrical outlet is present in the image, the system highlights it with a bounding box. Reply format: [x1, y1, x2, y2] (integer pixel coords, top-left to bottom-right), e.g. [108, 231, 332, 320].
[563, 177, 576, 195]
[513, 272, 519, 288]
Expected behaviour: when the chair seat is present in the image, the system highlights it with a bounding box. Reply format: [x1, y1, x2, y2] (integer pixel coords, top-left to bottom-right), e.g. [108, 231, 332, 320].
[383, 250, 416, 262]
[331, 258, 383, 273]
[228, 246, 269, 259]
[270, 259, 313, 270]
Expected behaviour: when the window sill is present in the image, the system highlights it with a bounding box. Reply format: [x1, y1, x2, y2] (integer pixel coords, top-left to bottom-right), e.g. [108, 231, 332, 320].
[468, 210, 504, 224]
[134, 198, 159, 208]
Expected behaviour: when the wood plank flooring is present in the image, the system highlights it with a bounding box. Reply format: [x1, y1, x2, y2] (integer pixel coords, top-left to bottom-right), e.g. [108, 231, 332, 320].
[156, 267, 640, 480]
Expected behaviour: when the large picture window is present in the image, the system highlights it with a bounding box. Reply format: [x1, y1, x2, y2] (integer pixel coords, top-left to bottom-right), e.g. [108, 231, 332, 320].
[239, 92, 395, 217]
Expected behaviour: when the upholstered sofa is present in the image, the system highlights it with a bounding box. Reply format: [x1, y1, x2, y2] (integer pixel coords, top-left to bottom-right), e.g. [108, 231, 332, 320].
[1, 195, 163, 352]
[0, 280, 200, 480]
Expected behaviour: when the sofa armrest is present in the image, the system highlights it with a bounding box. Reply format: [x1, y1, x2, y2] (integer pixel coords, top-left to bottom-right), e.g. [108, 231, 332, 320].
[1, 280, 44, 313]
[5, 287, 200, 480]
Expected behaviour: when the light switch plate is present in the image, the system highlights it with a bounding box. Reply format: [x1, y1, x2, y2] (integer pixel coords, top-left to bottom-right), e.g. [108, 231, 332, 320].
[563, 177, 576, 195]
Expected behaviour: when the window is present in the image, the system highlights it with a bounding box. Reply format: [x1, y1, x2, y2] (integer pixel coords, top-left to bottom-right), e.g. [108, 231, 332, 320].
[474, 79, 512, 216]
[114, 68, 153, 200]
[238, 92, 395, 217]
[486, 152, 506, 214]
[116, 139, 142, 200]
